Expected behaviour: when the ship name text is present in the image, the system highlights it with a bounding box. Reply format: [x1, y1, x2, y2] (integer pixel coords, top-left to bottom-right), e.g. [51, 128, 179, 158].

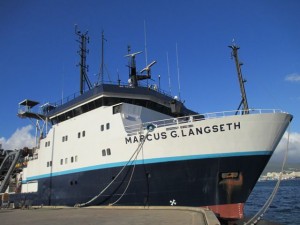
[125, 122, 241, 144]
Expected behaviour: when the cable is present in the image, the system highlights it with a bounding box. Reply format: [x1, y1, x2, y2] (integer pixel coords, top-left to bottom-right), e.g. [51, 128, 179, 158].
[244, 122, 291, 225]
[110, 154, 137, 205]
[75, 128, 151, 207]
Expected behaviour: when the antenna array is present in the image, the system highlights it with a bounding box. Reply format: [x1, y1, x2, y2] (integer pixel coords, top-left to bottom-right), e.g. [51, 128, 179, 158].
[75, 25, 92, 95]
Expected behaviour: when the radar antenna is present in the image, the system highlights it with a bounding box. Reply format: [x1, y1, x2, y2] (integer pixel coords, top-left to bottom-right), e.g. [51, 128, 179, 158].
[125, 51, 142, 87]
[229, 43, 249, 114]
[140, 60, 157, 73]
[125, 51, 157, 87]
[124, 51, 143, 58]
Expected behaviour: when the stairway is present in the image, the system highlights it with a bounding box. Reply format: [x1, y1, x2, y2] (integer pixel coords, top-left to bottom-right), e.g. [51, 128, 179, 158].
[0, 150, 22, 193]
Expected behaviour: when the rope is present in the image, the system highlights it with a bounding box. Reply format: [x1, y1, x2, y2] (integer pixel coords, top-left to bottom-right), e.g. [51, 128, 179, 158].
[75, 128, 150, 207]
[244, 122, 291, 225]
[110, 152, 138, 205]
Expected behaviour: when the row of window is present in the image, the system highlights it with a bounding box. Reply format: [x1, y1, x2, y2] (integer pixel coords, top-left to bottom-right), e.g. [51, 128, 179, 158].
[46, 148, 111, 167]
[45, 124, 110, 147]
[63, 131, 85, 142]
[50, 96, 178, 125]
[47, 156, 78, 168]
[62, 124, 110, 143]
[45, 130, 87, 146]
[60, 155, 78, 165]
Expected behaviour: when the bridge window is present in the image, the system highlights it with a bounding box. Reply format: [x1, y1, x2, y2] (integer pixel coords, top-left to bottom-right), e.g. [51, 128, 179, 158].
[50, 96, 178, 125]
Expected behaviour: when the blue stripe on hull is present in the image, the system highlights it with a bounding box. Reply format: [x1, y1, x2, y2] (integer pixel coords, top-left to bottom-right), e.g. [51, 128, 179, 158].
[24, 150, 271, 182]
[13, 153, 271, 208]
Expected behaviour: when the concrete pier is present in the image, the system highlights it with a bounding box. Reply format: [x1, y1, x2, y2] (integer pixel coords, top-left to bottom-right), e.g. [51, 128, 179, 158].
[0, 206, 221, 225]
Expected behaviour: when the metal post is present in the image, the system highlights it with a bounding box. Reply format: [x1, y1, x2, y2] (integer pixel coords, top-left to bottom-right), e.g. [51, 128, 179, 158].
[229, 45, 249, 114]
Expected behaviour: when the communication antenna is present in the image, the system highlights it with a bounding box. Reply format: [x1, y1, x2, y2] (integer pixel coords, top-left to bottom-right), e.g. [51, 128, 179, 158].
[117, 69, 121, 86]
[61, 65, 65, 104]
[98, 30, 107, 84]
[127, 45, 131, 76]
[166, 52, 172, 95]
[176, 43, 181, 100]
[75, 24, 92, 95]
[144, 20, 148, 66]
[229, 43, 249, 114]
[158, 74, 161, 90]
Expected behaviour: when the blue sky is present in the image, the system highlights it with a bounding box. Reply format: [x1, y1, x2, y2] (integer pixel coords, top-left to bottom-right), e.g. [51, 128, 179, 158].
[0, 0, 299, 160]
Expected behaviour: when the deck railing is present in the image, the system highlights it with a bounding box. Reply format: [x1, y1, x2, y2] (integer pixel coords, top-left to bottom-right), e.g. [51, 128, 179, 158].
[124, 109, 285, 135]
[49, 81, 176, 110]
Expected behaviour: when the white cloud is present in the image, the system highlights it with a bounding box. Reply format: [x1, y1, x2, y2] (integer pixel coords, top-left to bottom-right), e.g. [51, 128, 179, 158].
[271, 132, 300, 164]
[285, 73, 300, 82]
[0, 125, 35, 150]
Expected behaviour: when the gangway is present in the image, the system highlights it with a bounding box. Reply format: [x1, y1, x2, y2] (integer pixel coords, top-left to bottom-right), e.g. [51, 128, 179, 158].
[0, 150, 22, 193]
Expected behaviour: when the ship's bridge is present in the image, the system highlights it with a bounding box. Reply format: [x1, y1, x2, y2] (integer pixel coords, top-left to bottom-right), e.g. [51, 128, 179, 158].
[45, 83, 198, 125]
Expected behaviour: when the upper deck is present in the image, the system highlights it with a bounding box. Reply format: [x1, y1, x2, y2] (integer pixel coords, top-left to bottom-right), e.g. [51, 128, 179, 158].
[44, 83, 197, 124]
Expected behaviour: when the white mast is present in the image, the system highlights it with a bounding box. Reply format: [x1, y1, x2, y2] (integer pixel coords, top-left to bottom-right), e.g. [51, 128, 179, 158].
[166, 52, 172, 95]
[144, 20, 148, 66]
[176, 43, 181, 100]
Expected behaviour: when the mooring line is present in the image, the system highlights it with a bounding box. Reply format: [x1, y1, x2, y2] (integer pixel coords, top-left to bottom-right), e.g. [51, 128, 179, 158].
[75, 126, 152, 207]
[244, 122, 291, 225]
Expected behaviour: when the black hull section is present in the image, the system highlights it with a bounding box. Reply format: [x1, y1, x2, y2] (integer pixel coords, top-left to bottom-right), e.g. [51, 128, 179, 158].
[11, 154, 270, 207]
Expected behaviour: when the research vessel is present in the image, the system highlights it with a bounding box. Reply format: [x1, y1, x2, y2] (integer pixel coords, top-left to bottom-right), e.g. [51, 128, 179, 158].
[0, 31, 292, 221]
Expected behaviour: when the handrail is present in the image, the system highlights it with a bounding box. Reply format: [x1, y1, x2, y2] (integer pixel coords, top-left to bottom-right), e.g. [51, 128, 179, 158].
[124, 109, 286, 135]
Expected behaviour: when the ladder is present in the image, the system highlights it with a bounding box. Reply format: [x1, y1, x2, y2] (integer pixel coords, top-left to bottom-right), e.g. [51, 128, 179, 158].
[0, 150, 22, 193]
